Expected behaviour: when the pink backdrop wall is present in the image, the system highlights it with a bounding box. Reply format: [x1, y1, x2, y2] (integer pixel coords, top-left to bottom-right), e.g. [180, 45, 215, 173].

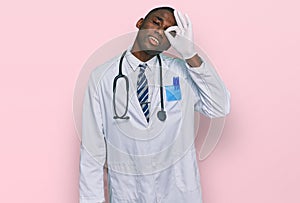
[1, 0, 299, 202]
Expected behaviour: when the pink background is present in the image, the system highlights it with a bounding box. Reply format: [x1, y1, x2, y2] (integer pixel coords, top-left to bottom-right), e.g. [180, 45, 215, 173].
[1, 0, 299, 202]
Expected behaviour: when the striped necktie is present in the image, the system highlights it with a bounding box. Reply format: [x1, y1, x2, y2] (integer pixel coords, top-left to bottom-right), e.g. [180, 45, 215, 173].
[137, 63, 149, 122]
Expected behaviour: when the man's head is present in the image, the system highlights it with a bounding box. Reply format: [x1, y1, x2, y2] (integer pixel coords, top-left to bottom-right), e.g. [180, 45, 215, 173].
[132, 7, 177, 58]
[143, 7, 175, 22]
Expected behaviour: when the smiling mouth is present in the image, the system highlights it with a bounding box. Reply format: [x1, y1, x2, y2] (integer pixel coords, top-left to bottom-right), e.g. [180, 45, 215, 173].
[148, 36, 160, 46]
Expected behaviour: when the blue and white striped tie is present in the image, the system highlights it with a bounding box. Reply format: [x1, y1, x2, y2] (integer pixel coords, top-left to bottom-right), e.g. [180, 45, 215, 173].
[137, 63, 149, 122]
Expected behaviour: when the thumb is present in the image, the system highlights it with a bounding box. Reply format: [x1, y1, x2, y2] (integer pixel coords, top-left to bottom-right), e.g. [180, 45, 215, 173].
[164, 26, 179, 43]
[165, 26, 180, 35]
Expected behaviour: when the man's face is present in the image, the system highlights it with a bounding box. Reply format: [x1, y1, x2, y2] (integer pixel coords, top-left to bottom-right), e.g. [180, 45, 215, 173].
[135, 9, 176, 55]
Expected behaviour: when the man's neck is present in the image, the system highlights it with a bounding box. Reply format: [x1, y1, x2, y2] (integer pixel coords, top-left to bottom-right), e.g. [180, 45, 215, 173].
[131, 42, 157, 62]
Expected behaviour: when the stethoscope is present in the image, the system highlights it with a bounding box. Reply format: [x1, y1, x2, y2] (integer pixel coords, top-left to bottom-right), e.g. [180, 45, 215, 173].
[113, 50, 167, 121]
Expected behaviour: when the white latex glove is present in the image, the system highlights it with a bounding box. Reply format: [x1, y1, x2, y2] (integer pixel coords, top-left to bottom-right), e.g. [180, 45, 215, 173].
[164, 10, 197, 59]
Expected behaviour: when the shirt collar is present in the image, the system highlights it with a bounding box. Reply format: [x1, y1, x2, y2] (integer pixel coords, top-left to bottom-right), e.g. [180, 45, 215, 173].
[124, 46, 160, 72]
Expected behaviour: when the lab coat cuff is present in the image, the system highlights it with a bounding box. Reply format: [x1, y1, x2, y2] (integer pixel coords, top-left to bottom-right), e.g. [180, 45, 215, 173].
[185, 59, 207, 74]
[79, 196, 105, 203]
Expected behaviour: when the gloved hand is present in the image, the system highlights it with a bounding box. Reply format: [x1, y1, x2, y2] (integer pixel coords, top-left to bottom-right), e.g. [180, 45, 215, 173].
[164, 10, 197, 59]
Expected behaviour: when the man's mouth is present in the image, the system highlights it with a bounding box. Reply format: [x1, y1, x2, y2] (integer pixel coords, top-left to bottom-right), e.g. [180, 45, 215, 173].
[148, 36, 160, 46]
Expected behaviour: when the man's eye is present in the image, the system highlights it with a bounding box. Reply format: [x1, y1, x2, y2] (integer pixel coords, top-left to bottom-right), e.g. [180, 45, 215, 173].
[153, 20, 160, 25]
[170, 31, 176, 37]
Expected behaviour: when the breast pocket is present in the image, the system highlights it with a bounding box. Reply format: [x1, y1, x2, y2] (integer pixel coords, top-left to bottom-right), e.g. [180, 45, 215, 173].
[164, 86, 182, 116]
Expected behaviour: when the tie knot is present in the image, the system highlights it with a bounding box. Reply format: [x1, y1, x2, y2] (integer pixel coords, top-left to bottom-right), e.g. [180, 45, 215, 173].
[138, 63, 147, 71]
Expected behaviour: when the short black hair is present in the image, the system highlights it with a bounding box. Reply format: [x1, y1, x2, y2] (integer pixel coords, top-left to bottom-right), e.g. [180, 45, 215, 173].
[144, 6, 174, 20]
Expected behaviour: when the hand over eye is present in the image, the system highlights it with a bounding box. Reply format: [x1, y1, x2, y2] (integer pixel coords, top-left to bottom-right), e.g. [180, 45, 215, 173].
[164, 10, 197, 59]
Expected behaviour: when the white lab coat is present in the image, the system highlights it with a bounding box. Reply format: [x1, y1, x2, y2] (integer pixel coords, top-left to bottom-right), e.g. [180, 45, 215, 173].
[79, 49, 230, 203]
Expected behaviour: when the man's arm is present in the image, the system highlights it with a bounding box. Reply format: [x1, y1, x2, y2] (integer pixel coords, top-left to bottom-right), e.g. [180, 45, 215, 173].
[184, 58, 230, 117]
[79, 72, 106, 203]
[165, 10, 230, 117]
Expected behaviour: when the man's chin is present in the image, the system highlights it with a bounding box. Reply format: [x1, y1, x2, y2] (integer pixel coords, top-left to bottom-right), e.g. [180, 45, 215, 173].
[144, 49, 163, 55]
[144, 45, 171, 55]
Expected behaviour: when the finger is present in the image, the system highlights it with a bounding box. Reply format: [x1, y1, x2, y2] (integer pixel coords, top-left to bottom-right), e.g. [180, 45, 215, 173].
[176, 10, 188, 29]
[185, 14, 192, 28]
[165, 26, 179, 33]
[164, 26, 179, 42]
[166, 25, 181, 36]
[184, 14, 193, 32]
[164, 30, 176, 44]
[174, 10, 184, 30]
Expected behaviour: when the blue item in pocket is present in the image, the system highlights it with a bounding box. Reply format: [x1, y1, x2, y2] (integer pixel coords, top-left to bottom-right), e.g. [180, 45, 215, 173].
[165, 77, 182, 101]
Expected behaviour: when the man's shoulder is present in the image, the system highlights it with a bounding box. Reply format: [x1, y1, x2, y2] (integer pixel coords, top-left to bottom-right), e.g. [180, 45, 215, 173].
[89, 54, 120, 81]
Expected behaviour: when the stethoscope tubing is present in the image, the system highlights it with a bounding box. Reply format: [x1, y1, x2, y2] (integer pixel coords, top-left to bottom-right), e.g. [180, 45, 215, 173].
[113, 50, 166, 121]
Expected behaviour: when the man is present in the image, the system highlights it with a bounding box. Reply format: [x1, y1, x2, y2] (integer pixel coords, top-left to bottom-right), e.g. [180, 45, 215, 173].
[79, 6, 230, 203]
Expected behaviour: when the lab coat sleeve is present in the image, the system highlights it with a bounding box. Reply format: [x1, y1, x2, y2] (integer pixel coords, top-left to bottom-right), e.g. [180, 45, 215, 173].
[184, 59, 230, 117]
[79, 71, 106, 203]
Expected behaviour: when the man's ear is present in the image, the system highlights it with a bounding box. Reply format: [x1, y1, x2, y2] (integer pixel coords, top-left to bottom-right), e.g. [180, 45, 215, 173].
[136, 18, 144, 29]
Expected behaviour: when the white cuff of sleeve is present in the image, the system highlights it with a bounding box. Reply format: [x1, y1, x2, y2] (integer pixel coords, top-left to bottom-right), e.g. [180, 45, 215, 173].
[80, 197, 105, 203]
[185, 59, 206, 72]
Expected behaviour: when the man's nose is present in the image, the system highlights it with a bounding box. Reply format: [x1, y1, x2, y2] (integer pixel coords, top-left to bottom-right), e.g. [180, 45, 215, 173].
[155, 29, 164, 39]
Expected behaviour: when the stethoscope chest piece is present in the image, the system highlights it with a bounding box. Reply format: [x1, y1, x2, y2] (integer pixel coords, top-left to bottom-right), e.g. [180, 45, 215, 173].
[157, 110, 167, 121]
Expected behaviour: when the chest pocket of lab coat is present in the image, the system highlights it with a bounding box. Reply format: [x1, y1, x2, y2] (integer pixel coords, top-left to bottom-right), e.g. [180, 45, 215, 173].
[163, 74, 186, 116]
[165, 100, 181, 116]
[164, 87, 182, 116]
